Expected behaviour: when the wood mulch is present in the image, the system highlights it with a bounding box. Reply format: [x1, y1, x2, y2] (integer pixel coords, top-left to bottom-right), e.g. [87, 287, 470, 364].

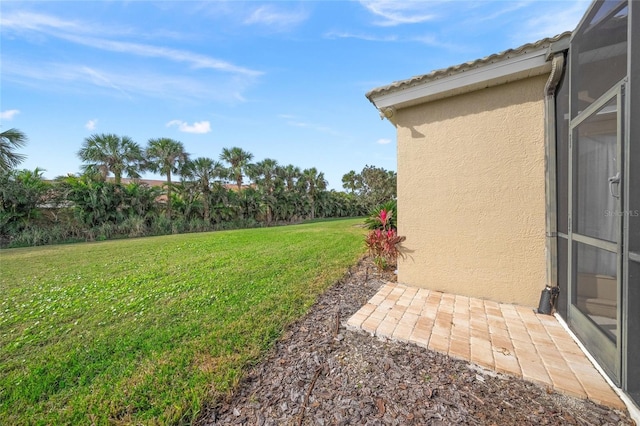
[197, 257, 634, 426]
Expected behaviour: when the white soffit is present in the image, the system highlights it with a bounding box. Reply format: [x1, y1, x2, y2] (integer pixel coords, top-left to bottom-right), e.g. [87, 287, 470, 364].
[371, 48, 551, 109]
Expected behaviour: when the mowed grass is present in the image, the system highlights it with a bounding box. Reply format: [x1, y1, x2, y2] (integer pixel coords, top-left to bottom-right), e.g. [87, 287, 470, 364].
[0, 218, 366, 425]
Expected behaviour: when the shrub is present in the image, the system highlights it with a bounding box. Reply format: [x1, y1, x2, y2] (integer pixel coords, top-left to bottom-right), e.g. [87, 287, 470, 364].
[10, 226, 47, 247]
[150, 215, 172, 235]
[364, 205, 405, 271]
[187, 218, 209, 233]
[119, 216, 148, 237]
[364, 199, 397, 231]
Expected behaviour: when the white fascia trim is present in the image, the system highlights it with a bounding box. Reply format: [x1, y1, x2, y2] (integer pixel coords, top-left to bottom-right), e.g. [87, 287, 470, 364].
[372, 47, 552, 110]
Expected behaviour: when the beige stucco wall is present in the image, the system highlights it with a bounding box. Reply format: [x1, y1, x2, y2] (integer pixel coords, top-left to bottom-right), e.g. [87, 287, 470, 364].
[395, 74, 548, 307]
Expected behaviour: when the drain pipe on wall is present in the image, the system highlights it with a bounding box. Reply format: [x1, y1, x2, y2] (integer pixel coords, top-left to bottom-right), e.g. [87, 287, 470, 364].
[540, 51, 565, 313]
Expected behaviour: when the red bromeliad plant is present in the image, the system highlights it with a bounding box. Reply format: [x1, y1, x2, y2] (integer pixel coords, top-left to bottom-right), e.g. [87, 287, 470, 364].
[364, 200, 397, 231]
[364, 208, 406, 271]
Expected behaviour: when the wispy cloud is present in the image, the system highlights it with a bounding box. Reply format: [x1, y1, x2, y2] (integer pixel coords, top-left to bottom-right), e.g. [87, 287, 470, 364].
[324, 30, 460, 51]
[412, 34, 458, 49]
[353, 1, 588, 54]
[359, 1, 438, 26]
[324, 30, 398, 42]
[1, 11, 88, 33]
[82, 66, 132, 99]
[2, 9, 199, 43]
[377, 138, 392, 145]
[244, 5, 308, 30]
[0, 109, 20, 120]
[277, 114, 296, 120]
[516, 1, 589, 42]
[2, 11, 262, 77]
[2, 60, 251, 103]
[166, 120, 212, 134]
[287, 120, 333, 133]
[64, 34, 262, 76]
[279, 114, 338, 136]
[446, 1, 589, 46]
[461, 1, 531, 24]
[85, 119, 98, 130]
[1, 10, 262, 102]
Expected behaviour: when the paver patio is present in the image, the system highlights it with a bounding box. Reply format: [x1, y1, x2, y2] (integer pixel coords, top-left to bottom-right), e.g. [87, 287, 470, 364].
[346, 282, 625, 410]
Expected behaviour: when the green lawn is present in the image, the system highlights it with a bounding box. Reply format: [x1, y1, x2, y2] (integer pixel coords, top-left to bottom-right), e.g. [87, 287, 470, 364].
[0, 218, 366, 425]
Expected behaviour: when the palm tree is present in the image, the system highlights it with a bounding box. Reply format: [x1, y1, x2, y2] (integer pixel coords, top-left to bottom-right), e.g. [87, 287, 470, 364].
[278, 164, 301, 192]
[146, 138, 189, 218]
[183, 157, 226, 223]
[341, 170, 358, 194]
[274, 189, 302, 222]
[249, 158, 279, 224]
[172, 179, 200, 221]
[77, 133, 144, 184]
[252, 158, 279, 194]
[299, 167, 327, 220]
[0, 128, 28, 172]
[219, 147, 253, 192]
[238, 187, 263, 221]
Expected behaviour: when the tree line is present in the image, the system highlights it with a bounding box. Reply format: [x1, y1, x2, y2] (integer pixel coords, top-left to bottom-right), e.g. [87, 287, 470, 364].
[0, 130, 397, 247]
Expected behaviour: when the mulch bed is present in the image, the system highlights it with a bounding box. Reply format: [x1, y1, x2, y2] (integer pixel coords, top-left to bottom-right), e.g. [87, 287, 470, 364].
[197, 257, 634, 425]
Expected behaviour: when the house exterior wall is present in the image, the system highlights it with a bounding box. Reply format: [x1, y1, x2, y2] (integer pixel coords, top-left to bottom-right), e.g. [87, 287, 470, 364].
[394, 74, 548, 307]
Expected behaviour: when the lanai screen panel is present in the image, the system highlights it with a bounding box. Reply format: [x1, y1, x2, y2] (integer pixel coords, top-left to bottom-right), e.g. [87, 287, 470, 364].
[571, 0, 628, 119]
[567, 0, 629, 386]
[625, 0, 639, 407]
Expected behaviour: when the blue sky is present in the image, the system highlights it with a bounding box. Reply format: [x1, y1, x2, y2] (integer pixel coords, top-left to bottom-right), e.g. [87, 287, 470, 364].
[1, 0, 590, 190]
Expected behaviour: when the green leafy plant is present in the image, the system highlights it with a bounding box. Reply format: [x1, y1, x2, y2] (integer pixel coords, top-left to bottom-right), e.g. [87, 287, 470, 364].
[364, 199, 397, 231]
[364, 206, 405, 271]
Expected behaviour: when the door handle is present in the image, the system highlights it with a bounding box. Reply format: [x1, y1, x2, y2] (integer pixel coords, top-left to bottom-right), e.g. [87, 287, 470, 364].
[609, 172, 621, 199]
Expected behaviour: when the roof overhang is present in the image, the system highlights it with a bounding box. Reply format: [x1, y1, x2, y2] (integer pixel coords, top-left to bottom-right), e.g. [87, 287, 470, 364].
[366, 33, 572, 117]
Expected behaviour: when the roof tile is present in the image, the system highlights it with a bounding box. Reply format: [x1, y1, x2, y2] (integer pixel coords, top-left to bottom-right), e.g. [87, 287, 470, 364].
[365, 32, 572, 101]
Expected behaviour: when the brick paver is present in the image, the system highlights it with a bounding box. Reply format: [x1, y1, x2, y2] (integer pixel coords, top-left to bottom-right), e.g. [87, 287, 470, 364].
[346, 282, 626, 410]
